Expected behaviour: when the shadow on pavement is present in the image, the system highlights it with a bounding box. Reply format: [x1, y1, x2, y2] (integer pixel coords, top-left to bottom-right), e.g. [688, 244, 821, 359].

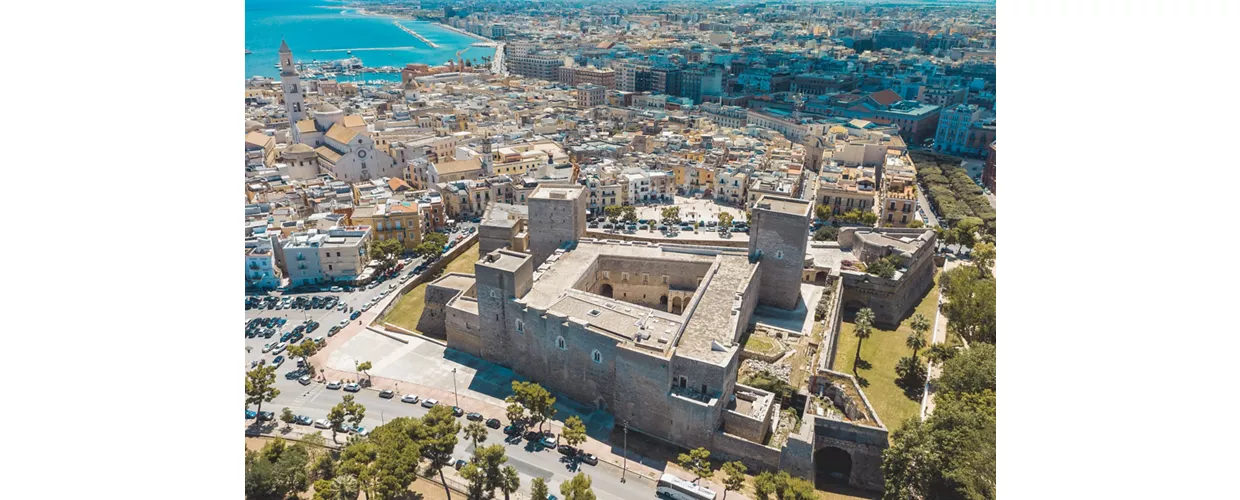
[604, 426, 671, 473]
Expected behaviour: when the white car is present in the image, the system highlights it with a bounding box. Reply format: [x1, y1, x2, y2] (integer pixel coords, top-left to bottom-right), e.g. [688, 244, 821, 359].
[337, 303, 347, 311]
[261, 343, 274, 353]
[298, 375, 312, 386]
[388, 284, 397, 290]
[271, 343, 287, 355]
[326, 380, 342, 390]
[338, 319, 350, 328]
[362, 302, 373, 312]
[314, 419, 331, 429]
[330, 286, 343, 292]
[401, 394, 420, 404]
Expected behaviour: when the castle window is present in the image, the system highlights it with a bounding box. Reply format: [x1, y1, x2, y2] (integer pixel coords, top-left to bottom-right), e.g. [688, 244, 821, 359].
[490, 290, 499, 299]
[516, 319, 524, 333]
[556, 336, 567, 350]
[622, 272, 629, 282]
[776, 251, 784, 260]
[592, 350, 602, 363]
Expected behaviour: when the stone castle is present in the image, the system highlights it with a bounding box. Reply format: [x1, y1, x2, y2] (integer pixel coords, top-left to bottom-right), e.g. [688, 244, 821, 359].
[423, 184, 937, 491]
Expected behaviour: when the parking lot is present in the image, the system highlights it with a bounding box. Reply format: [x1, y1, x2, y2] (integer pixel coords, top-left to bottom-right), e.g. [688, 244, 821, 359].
[586, 196, 752, 242]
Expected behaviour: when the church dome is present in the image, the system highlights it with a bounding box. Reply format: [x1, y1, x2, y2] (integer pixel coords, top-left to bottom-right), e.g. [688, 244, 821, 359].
[245, 120, 263, 132]
[281, 143, 316, 158]
[315, 102, 340, 113]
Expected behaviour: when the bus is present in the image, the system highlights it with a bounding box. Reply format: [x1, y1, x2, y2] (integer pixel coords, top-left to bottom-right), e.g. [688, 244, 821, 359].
[656, 473, 716, 500]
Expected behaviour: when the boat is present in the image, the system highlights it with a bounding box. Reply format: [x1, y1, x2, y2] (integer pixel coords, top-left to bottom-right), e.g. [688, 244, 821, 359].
[245, 49, 252, 55]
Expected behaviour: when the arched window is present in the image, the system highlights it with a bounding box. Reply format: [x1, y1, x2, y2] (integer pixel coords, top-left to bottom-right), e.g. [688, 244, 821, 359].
[556, 336, 567, 350]
[515, 319, 524, 333]
[592, 350, 602, 363]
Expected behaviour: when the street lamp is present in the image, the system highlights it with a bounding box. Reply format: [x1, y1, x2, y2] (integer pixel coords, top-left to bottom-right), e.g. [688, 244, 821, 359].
[621, 420, 629, 483]
[452, 368, 460, 407]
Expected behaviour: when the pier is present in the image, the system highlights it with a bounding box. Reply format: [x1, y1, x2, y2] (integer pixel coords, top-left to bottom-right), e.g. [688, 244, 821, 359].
[393, 21, 440, 49]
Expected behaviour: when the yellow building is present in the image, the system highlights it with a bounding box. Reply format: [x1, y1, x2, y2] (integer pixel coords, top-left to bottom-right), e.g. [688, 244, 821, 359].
[351, 202, 423, 252]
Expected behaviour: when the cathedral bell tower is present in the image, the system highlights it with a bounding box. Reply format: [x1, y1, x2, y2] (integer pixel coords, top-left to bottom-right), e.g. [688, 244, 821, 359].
[279, 40, 306, 126]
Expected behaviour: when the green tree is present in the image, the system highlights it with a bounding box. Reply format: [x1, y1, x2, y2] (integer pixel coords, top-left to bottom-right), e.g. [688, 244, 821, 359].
[813, 225, 839, 241]
[861, 211, 878, 225]
[328, 394, 365, 443]
[908, 219, 925, 228]
[603, 205, 622, 221]
[530, 477, 550, 500]
[559, 472, 597, 500]
[941, 265, 997, 344]
[504, 400, 526, 429]
[972, 241, 996, 276]
[499, 466, 521, 500]
[246, 364, 281, 418]
[814, 203, 833, 221]
[368, 238, 404, 271]
[510, 381, 556, 433]
[926, 343, 958, 365]
[853, 308, 876, 372]
[465, 420, 489, 449]
[942, 226, 959, 251]
[907, 313, 930, 363]
[460, 462, 489, 500]
[280, 407, 296, 430]
[245, 438, 311, 500]
[721, 461, 747, 500]
[562, 415, 587, 449]
[753, 470, 815, 500]
[356, 360, 373, 384]
[661, 206, 682, 226]
[677, 447, 713, 484]
[937, 343, 996, 396]
[718, 211, 734, 228]
[474, 444, 509, 495]
[865, 257, 897, 279]
[422, 404, 461, 499]
[621, 205, 637, 223]
[882, 391, 996, 500]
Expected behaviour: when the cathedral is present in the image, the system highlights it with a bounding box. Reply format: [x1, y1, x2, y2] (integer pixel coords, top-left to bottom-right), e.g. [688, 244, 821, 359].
[280, 41, 402, 183]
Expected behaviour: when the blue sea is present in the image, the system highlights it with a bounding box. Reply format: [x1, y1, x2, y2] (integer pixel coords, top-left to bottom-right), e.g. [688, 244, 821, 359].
[245, 0, 488, 82]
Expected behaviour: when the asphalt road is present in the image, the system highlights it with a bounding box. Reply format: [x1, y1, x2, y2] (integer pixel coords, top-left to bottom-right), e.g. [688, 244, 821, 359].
[251, 384, 654, 500]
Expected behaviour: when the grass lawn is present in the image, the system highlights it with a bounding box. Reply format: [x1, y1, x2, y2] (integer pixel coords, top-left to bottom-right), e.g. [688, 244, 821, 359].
[833, 271, 941, 433]
[743, 334, 783, 356]
[381, 242, 479, 333]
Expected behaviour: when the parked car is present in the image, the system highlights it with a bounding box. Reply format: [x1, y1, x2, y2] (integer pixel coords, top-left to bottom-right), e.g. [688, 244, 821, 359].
[420, 398, 439, 408]
[486, 418, 501, 429]
[272, 355, 285, 367]
[344, 383, 361, 392]
[295, 415, 313, 426]
[298, 375, 312, 386]
[557, 445, 576, 457]
[326, 380, 342, 390]
[454, 459, 468, 471]
[314, 419, 331, 429]
[466, 412, 483, 421]
[538, 435, 557, 449]
[401, 394, 420, 404]
[379, 390, 395, 399]
[245, 409, 257, 419]
[257, 411, 274, 421]
[580, 453, 598, 466]
[451, 406, 464, 417]
[330, 286, 343, 292]
[350, 311, 361, 320]
[262, 343, 274, 353]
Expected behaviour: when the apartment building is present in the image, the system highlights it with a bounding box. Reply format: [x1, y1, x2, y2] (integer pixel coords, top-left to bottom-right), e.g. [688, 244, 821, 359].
[879, 154, 919, 227]
[508, 53, 565, 81]
[245, 235, 281, 290]
[816, 164, 877, 216]
[577, 84, 607, 108]
[351, 201, 422, 251]
[281, 225, 374, 287]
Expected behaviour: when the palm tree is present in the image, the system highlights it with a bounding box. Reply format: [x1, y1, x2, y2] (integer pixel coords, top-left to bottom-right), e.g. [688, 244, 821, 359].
[853, 308, 876, 372]
[464, 421, 488, 450]
[907, 313, 930, 364]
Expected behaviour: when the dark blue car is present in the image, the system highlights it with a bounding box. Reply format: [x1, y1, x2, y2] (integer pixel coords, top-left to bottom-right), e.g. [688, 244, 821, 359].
[350, 310, 361, 320]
